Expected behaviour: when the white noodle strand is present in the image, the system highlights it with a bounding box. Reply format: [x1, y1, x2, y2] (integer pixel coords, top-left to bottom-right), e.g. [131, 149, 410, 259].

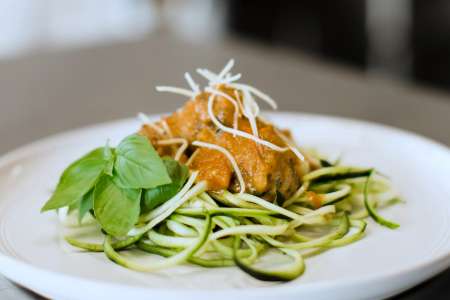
[218, 59, 235, 79]
[208, 95, 288, 152]
[242, 89, 260, 138]
[230, 83, 277, 109]
[157, 138, 188, 161]
[137, 112, 165, 135]
[160, 120, 173, 138]
[184, 72, 200, 94]
[155, 86, 195, 98]
[275, 129, 306, 162]
[192, 140, 245, 194]
[205, 87, 239, 135]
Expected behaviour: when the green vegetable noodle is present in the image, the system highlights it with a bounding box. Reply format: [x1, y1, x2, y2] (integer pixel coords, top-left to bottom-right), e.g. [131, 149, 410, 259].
[41, 61, 401, 282]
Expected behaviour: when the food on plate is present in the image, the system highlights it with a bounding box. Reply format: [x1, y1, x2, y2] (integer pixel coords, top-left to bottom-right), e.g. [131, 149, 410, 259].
[41, 60, 400, 281]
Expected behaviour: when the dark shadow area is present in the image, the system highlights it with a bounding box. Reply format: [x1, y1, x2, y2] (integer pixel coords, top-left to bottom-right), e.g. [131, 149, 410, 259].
[226, 0, 450, 92]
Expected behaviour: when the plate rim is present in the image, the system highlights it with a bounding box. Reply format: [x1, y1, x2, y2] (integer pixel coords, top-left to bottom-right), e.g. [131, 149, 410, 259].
[0, 111, 449, 298]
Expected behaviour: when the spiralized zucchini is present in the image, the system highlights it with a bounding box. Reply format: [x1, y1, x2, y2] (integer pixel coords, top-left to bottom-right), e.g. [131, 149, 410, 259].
[64, 165, 400, 282]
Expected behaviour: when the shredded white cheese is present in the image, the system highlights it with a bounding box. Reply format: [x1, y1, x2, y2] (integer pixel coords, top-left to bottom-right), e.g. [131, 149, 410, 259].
[185, 149, 199, 166]
[160, 120, 173, 138]
[155, 86, 195, 98]
[275, 128, 306, 162]
[137, 112, 165, 135]
[195, 60, 277, 143]
[208, 94, 288, 152]
[192, 140, 245, 194]
[222, 73, 241, 84]
[229, 83, 277, 110]
[184, 72, 200, 94]
[241, 89, 260, 138]
[155, 60, 297, 164]
[157, 138, 188, 161]
[234, 90, 245, 114]
[218, 59, 235, 79]
[196, 68, 219, 83]
[196, 59, 241, 85]
[204, 87, 239, 135]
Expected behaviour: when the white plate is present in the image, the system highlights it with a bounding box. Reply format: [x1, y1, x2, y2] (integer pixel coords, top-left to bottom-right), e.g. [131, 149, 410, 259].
[0, 112, 449, 300]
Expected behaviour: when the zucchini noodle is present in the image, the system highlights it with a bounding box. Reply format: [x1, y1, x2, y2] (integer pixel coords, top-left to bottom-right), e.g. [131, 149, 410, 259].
[59, 61, 401, 282]
[64, 165, 400, 281]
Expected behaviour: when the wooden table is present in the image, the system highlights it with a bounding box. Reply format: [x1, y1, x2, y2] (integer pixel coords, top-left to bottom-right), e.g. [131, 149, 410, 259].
[0, 33, 449, 299]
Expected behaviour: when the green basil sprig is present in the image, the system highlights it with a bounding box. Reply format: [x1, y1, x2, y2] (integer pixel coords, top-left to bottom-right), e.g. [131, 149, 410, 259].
[93, 176, 141, 237]
[78, 190, 94, 223]
[41, 147, 112, 212]
[41, 134, 188, 237]
[114, 135, 172, 189]
[142, 157, 189, 213]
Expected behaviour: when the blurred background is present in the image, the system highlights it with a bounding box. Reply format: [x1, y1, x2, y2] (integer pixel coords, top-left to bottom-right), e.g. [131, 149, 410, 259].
[3, 0, 450, 88]
[0, 1, 450, 155]
[1, 0, 450, 154]
[0, 1, 449, 299]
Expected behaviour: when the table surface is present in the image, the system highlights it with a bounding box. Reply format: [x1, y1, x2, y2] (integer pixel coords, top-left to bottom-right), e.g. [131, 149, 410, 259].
[0, 33, 449, 299]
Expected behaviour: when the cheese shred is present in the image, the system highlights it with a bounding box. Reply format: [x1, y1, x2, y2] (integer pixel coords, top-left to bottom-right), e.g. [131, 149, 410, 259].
[192, 140, 245, 194]
[137, 112, 165, 135]
[207, 95, 288, 152]
[157, 138, 188, 161]
[155, 86, 195, 98]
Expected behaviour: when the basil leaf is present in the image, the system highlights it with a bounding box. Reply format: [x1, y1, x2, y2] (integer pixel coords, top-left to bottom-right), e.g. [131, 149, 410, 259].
[114, 134, 171, 189]
[142, 158, 189, 213]
[103, 143, 114, 176]
[67, 198, 80, 214]
[78, 189, 94, 223]
[93, 176, 141, 237]
[41, 148, 106, 212]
